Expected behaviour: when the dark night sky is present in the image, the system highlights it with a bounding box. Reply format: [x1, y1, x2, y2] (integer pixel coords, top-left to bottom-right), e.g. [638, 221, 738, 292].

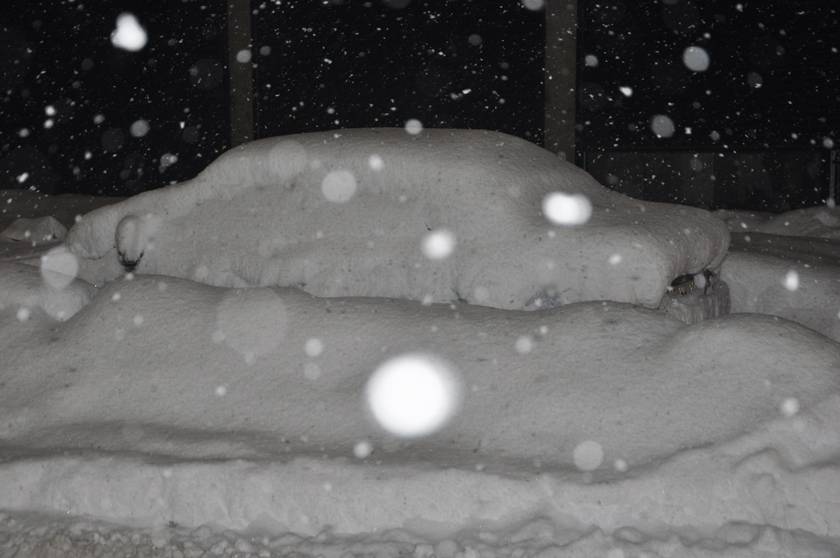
[0, 0, 837, 208]
[577, 0, 840, 152]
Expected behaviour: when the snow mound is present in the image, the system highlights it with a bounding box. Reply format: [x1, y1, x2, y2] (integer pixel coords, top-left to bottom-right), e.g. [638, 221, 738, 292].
[66, 129, 729, 308]
[2, 502, 838, 557]
[721, 248, 840, 342]
[0, 261, 94, 322]
[2, 411, 840, 558]
[1, 399, 840, 556]
[2, 274, 837, 468]
[729, 231, 840, 268]
[0, 188, 122, 232]
[1, 273, 839, 554]
[0, 216, 67, 242]
[716, 206, 840, 240]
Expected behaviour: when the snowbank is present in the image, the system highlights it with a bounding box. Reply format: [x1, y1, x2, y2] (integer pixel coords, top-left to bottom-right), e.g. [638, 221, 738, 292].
[0, 262, 94, 322]
[2, 408, 840, 556]
[729, 231, 840, 268]
[0, 215, 67, 242]
[1, 269, 839, 555]
[0, 189, 121, 264]
[66, 129, 729, 308]
[0, 188, 121, 232]
[3, 273, 837, 468]
[716, 205, 840, 240]
[721, 242, 840, 342]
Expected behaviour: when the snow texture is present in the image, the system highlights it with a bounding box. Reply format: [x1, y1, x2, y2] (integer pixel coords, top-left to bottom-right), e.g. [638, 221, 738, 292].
[723, 253, 840, 343]
[0, 216, 67, 242]
[66, 129, 729, 308]
[0, 189, 122, 233]
[0, 262, 93, 321]
[2, 505, 838, 557]
[716, 206, 840, 240]
[1, 268, 839, 555]
[2, 157, 839, 555]
[4, 274, 837, 468]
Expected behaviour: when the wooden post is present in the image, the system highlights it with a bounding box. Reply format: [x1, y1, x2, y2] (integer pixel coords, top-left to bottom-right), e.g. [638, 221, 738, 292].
[227, 0, 254, 146]
[544, 0, 578, 163]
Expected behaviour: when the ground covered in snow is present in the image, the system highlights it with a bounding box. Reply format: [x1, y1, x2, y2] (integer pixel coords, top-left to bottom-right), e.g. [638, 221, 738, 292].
[2, 256, 840, 556]
[1, 137, 840, 556]
[715, 207, 840, 342]
[716, 206, 840, 240]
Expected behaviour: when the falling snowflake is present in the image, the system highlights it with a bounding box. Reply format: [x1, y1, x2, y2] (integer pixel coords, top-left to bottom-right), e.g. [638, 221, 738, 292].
[682, 46, 710, 72]
[573, 440, 604, 471]
[650, 114, 676, 138]
[130, 119, 150, 138]
[321, 170, 357, 203]
[304, 337, 324, 357]
[353, 440, 373, 459]
[366, 353, 462, 438]
[110, 13, 147, 52]
[521, 0, 544, 10]
[421, 229, 456, 260]
[159, 153, 179, 171]
[40, 246, 79, 290]
[368, 154, 384, 171]
[542, 192, 593, 226]
[515, 336, 534, 354]
[404, 119, 423, 135]
[783, 270, 799, 291]
[781, 397, 799, 417]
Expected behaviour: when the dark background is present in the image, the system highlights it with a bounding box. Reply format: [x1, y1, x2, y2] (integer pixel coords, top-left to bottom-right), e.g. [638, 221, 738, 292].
[578, 0, 840, 152]
[0, 0, 230, 196]
[577, 0, 839, 210]
[0, 0, 837, 209]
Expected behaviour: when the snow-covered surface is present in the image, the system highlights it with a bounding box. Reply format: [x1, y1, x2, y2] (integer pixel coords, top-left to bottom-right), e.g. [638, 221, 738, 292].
[715, 206, 840, 342]
[0, 189, 122, 232]
[1, 263, 840, 555]
[716, 206, 840, 240]
[66, 129, 729, 308]
[729, 231, 840, 267]
[0, 189, 121, 262]
[0, 262, 94, 322]
[5, 270, 838, 467]
[0, 215, 67, 243]
[722, 232, 840, 342]
[2, 166, 840, 555]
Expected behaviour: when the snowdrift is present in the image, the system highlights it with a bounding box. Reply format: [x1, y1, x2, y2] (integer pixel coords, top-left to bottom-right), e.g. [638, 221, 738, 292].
[2, 265, 840, 556]
[716, 205, 840, 240]
[0, 188, 122, 232]
[722, 238, 840, 342]
[66, 129, 729, 308]
[3, 268, 837, 467]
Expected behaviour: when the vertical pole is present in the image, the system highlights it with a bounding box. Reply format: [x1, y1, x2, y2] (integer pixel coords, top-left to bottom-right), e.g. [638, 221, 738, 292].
[228, 0, 254, 146]
[544, 0, 578, 163]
